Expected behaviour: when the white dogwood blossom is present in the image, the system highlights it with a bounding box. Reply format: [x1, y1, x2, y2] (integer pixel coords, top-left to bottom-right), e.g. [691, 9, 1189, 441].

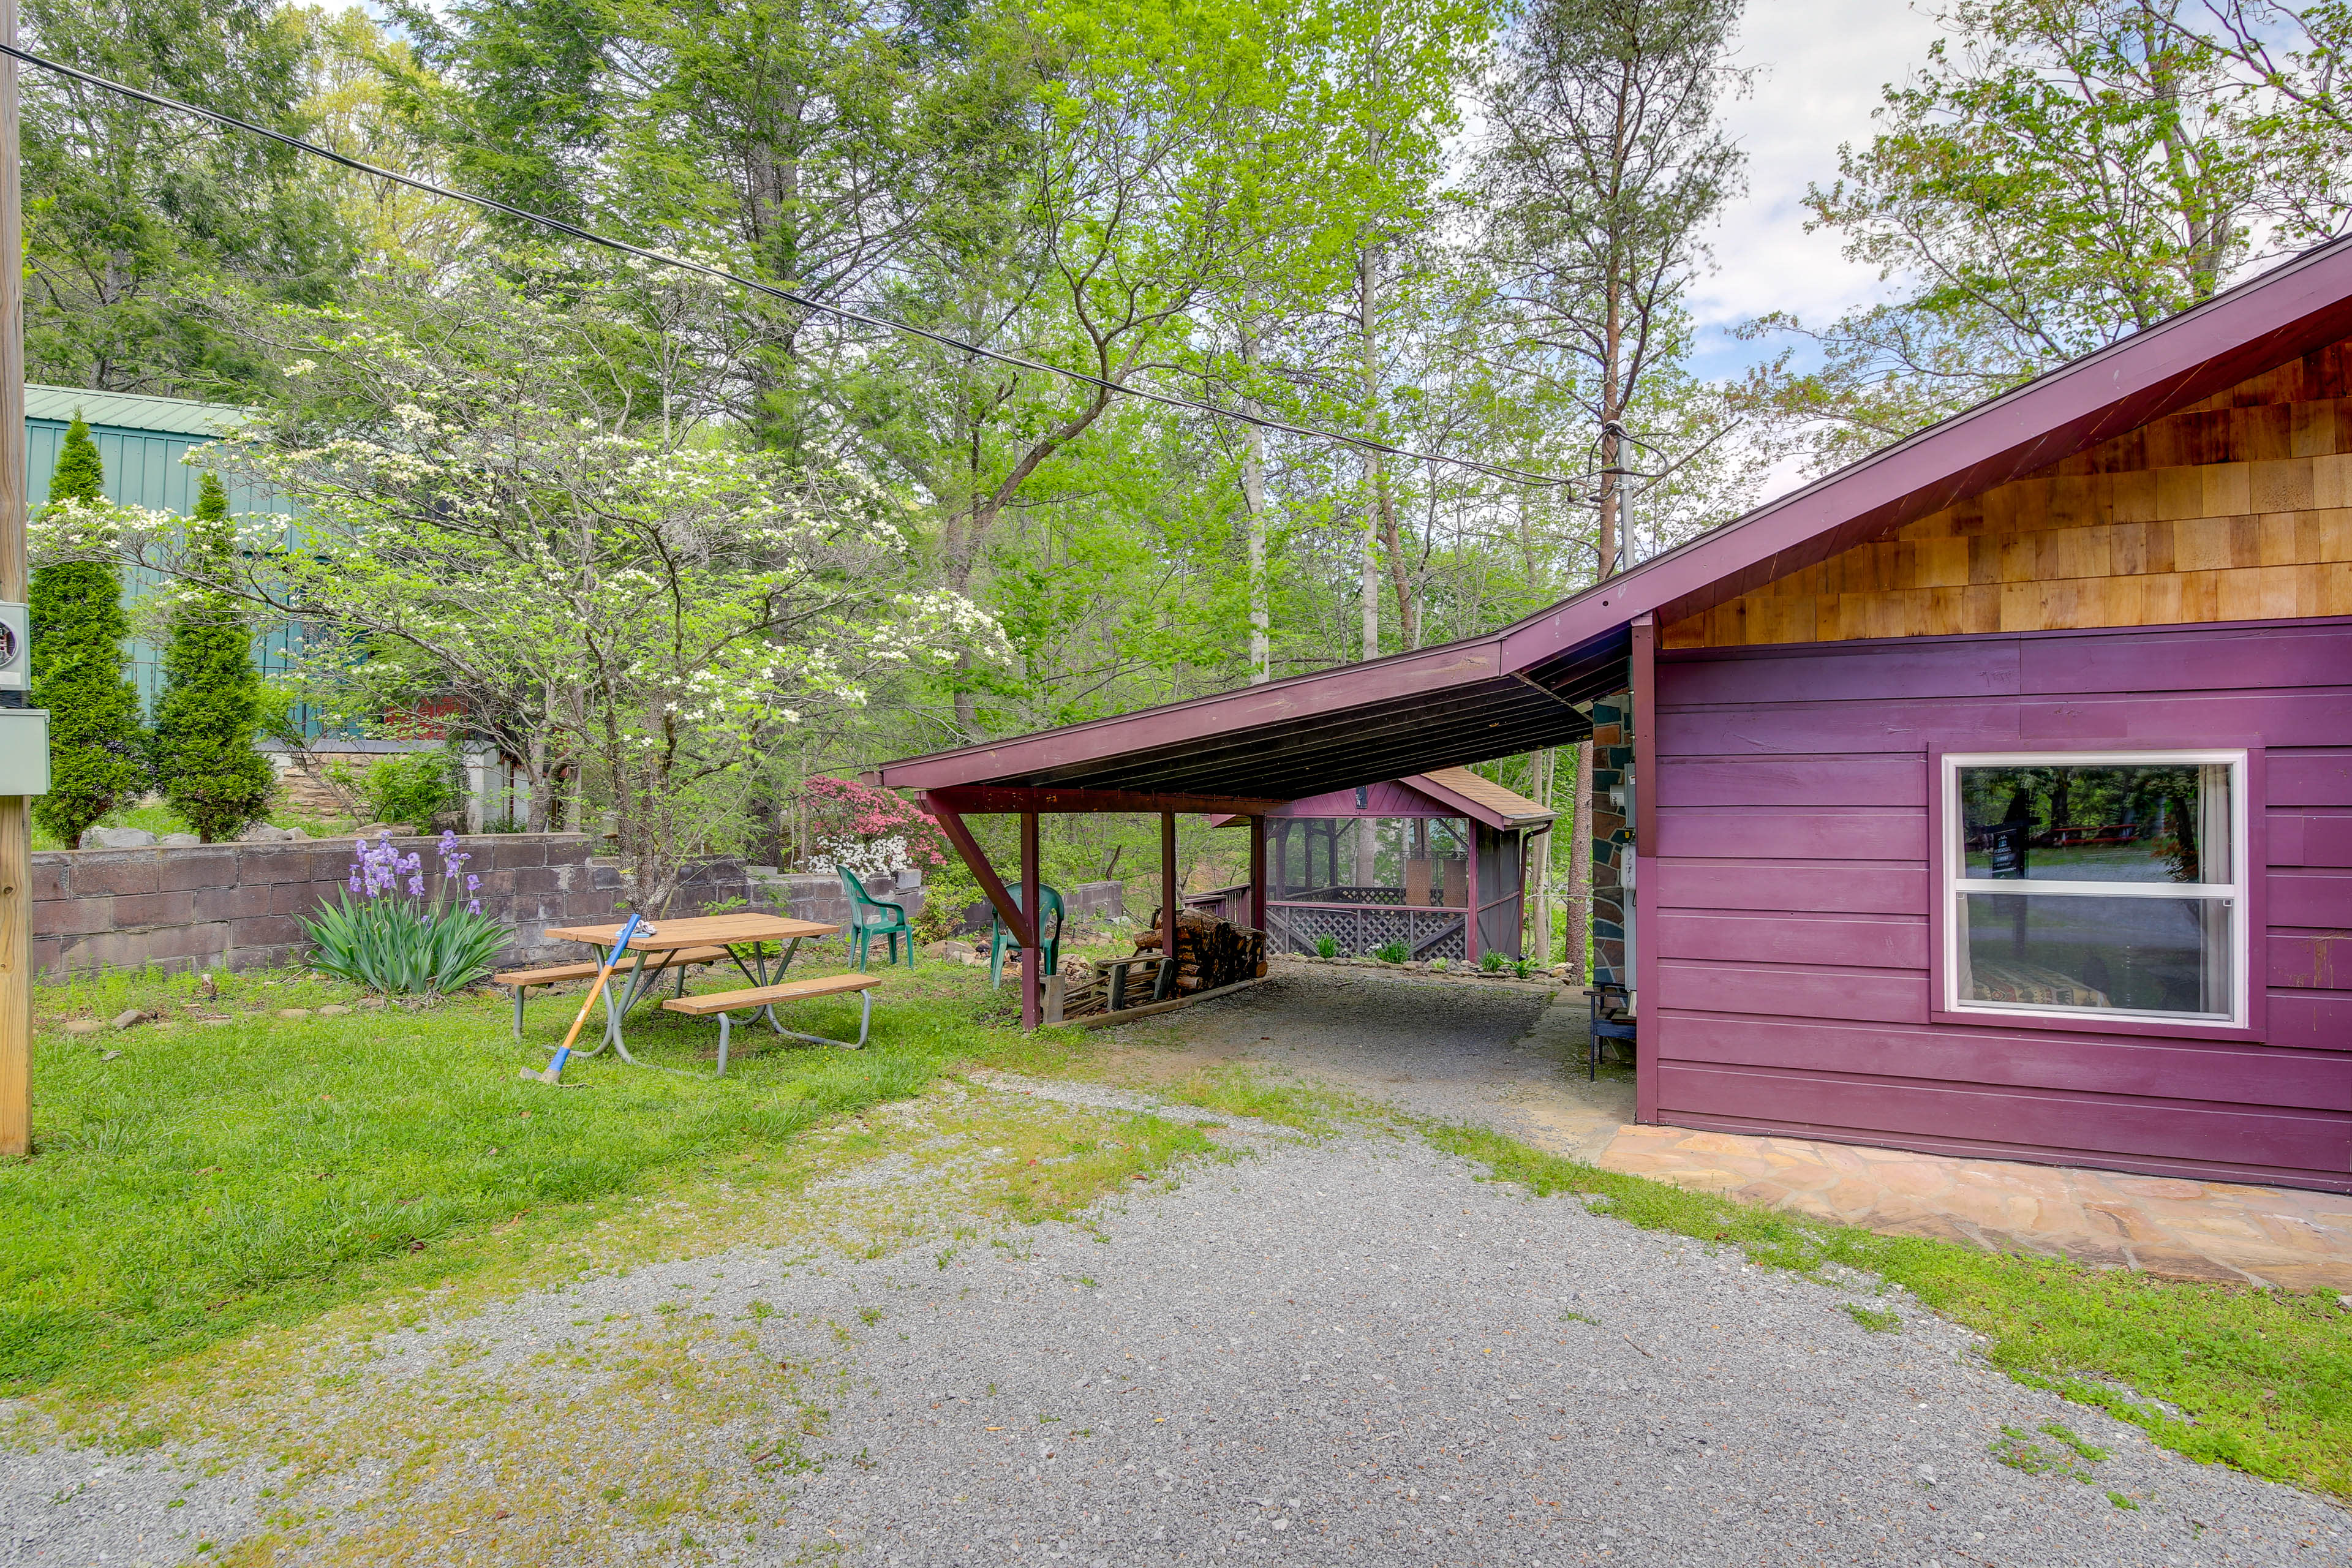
[105, 266, 1001, 910]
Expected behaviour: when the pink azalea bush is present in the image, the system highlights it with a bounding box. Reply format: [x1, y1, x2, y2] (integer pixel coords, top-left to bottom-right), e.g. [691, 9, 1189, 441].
[801, 776, 948, 875]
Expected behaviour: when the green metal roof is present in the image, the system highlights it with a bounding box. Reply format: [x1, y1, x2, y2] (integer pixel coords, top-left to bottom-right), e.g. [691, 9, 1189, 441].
[25, 383, 249, 438]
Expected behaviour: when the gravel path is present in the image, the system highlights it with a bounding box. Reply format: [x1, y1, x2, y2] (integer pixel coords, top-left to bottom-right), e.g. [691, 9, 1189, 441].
[7, 1074, 2345, 1567]
[780, 1079, 2345, 1567]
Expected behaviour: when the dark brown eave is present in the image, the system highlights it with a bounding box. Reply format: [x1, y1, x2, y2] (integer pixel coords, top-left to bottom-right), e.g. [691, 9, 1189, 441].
[878, 234, 2352, 804]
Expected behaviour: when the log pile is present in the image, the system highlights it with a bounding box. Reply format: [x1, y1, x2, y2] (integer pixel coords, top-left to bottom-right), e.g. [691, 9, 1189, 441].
[1135, 907, 1267, 996]
[1054, 909, 1267, 1020]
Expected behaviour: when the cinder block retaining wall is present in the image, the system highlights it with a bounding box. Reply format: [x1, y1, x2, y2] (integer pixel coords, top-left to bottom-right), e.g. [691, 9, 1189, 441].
[31, 838, 1124, 979]
[30, 834, 756, 978]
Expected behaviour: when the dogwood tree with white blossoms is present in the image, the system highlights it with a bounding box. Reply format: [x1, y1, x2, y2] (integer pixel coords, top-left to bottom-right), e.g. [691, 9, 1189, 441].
[86, 263, 999, 910]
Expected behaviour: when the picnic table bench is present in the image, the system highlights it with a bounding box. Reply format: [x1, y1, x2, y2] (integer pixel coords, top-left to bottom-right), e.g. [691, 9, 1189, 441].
[493, 946, 734, 1038]
[662, 971, 881, 1069]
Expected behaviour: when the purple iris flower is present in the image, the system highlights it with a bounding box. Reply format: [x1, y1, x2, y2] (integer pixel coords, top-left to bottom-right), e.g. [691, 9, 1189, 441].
[408, 875, 425, 897]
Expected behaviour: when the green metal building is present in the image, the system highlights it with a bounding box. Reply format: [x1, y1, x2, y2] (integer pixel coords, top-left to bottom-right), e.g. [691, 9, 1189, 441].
[28, 384, 309, 723]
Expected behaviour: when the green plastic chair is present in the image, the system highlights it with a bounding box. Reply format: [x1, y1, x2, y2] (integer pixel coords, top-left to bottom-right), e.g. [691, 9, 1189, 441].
[837, 867, 914, 971]
[989, 884, 1066, 990]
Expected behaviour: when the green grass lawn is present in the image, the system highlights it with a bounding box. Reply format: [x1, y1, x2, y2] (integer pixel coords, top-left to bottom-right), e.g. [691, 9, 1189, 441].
[6, 954, 1039, 1398]
[30, 799, 363, 851]
[14, 955, 2351, 1507]
[1428, 1123, 2352, 1501]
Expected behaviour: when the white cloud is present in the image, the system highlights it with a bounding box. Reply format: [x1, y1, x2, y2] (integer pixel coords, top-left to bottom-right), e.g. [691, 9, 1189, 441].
[1687, 0, 1945, 382]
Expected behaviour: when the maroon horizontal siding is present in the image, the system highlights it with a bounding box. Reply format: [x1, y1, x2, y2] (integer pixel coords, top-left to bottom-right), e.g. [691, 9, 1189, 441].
[1654, 807, 1924, 861]
[2270, 810, 2352, 865]
[1651, 860, 1927, 916]
[2271, 751, 2352, 805]
[1651, 617, 2352, 1193]
[1657, 755, 1928, 809]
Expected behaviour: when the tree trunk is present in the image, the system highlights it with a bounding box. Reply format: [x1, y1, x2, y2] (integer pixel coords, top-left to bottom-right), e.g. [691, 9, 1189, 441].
[1357, 241, 1384, 660]
[1599, 279, 1623, 578]
[525, 729, 551, 832]
[1242, 398, 1271, 685]
[1597, 63, 1631, 579]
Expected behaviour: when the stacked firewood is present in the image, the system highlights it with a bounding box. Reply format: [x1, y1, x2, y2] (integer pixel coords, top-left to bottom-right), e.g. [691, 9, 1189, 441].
[1136, 907, 1267, 995]
[1052, 911, 1267, 1020]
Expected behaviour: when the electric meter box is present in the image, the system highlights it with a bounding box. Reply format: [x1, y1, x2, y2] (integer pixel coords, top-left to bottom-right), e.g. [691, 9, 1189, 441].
[0, 708, 49, 795]
[0, 600, 24, 692]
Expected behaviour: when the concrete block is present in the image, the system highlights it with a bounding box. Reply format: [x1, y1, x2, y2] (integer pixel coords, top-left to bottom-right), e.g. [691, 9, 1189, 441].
[32, 895, 114, 938]
[29, 856, 69, 902]
[235, 843, 309, 884]
[231, 914, 308, 949]
[214, 881, 278, 921]
[68, 854, 161, 897]
[113, 890, 200, 929]
[155, 850, 242, 894]
[508, 865, 559, 897]
[59, 922, 230, 971]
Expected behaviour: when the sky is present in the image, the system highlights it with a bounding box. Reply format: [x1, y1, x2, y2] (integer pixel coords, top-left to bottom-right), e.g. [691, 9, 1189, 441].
[1686, 0, 1947, 384]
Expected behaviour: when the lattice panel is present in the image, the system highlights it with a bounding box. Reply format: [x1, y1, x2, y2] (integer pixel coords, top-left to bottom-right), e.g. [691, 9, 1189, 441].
[1409, 912, 1467, 960]
[1269, 905, 1466, 959]
[1271, 905, 1357, 955]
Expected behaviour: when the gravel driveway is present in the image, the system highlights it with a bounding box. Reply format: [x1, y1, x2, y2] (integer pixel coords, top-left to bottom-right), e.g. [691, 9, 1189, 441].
[781, 1080, 2345, 1566]
[1102, 968, 1636, 1161]
[7, 1074, 2345, 1567]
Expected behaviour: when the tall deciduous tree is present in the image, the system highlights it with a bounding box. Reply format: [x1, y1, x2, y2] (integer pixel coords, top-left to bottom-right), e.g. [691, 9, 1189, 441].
[1746, 0, 2352, 471]
[28, 415, 145, 843]
[152, 473, 276, 842]
[22, 0, 349, 394]
[1478, 0, 1747, 578]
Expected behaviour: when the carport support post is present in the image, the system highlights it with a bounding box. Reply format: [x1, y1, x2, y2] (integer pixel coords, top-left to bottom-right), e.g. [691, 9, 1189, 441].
[1159, 812, 1177, 979]
[1020, 810, 1041, 1031]
[1465, 823, 1481, 965]
[1248, 815, 1267, 935]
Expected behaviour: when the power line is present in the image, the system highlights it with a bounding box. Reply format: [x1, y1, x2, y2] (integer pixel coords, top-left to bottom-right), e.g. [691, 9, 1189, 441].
[2, 41, 1577, 491]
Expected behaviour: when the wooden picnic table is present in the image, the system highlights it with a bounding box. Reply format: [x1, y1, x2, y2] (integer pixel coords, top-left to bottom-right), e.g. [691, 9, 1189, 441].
[542, 912, 839, 1069]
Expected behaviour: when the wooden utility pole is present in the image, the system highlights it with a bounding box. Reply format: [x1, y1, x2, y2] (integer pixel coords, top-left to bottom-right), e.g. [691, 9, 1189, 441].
[0, 0, 30, 1158]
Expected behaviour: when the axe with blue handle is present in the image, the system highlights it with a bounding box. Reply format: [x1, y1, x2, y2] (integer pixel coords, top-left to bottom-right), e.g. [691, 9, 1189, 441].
[522, 913, 646, 1085]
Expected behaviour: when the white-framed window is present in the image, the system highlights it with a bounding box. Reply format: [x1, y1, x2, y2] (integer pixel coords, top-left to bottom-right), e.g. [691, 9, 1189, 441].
[1941, 750, 2247, 1027]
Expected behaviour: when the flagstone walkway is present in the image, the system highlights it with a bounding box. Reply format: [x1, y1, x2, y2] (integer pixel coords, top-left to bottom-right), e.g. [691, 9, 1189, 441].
[1594, 1122, 2352, 1292]
[1117, 966, 2352, 1295]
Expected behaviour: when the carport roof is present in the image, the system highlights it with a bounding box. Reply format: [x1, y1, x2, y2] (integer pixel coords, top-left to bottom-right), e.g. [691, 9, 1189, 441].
[876, 233, 2352, 805]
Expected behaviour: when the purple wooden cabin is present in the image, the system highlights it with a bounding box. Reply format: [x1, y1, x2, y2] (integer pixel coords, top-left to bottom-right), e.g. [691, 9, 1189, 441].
[883, 237, 2352, 1194]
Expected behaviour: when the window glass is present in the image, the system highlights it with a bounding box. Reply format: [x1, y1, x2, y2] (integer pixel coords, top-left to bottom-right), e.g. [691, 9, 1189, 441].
[1959, 893, 2231, 1017]
[1958, 763, 2230, 884]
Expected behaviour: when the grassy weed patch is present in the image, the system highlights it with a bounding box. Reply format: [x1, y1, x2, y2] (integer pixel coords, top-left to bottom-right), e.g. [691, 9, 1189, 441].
[1839, 1302, 1902, 1333]
[1148, 1062, 1355, 1133]
[4, 960, 1063, 1399]
[1425, 1121, 2352, 1498]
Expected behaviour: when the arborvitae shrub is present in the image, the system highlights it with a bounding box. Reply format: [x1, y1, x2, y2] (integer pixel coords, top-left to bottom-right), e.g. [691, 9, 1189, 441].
[153, 472, 274, 840]
[28, 413, 144, 843]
